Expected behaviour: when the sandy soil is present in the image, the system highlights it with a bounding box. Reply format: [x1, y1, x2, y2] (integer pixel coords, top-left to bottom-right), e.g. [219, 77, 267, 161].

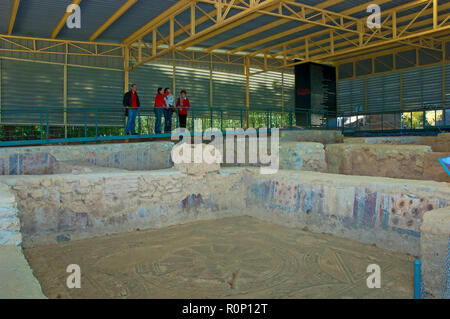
[23, 216, 414, 299]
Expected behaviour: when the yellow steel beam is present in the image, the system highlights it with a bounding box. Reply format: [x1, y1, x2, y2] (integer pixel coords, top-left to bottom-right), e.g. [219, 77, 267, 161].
[128, 0, 282, 69]
[254, 23, 450, 74]
[89, 0, 138, 41]
[0, 33, 123, 58]
[284, 12, 446, 62]
[8, 0, 21, 35]
[282, 2, 450, 61]
[232, 0, 427, 55]
[228, 0, 390, 54]
[179, 0, 282, 50]
[205, 0, 352, 52]
[123, 0, 191, 44]
[249, 0, 445, 58]
[51, 0, 82, 39]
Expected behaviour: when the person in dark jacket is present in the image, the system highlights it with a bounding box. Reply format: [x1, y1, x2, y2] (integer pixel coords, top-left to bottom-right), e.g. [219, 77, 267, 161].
[123, 84, 140, 135]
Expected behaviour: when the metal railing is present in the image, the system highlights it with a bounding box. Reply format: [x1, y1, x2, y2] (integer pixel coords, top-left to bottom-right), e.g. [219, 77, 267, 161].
[1, 104, 449, 146]
[0, 106, 315, 146]
[337, 105, 450, 133]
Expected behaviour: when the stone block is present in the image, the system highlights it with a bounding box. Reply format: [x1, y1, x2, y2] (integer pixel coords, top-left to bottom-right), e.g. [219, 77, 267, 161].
[279, 142, 327, 172]
[326, 143, 433, 180]
[420, 207, 450, 298]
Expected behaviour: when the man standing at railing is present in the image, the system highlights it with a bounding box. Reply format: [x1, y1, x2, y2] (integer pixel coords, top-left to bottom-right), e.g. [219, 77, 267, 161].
[123, 84, 140, 135]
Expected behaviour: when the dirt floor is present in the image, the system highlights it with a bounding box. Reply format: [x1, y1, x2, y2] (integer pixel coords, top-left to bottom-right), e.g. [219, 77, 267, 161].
[24, 216, 415, 299]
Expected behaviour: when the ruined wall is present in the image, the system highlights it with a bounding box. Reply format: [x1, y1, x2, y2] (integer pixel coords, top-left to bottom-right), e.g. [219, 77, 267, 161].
[244, 170, 450, 256]
[4, 167, 448, 256]
[1, 168, 246, 248]
[0, 184, 21, 246]
[421, 207, 450, 298]
[325, 144, 450, 182]
[0, 142, 174, 175]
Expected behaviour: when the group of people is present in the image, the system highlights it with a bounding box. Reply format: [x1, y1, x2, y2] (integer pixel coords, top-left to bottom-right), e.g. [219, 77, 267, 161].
[123, 84, 190, 135]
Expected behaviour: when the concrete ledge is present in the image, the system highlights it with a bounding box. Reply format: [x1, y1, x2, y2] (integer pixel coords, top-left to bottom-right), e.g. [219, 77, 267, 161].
[280, 130, 343, 144]
[421, 207, 450, 298]
[0, 245, 46, 299]
[0, 184, 21, 246]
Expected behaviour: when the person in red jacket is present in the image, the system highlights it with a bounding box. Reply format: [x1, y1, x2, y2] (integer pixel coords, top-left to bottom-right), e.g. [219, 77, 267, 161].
[176, 90, 190, 128]
[154, 87, 168, 134]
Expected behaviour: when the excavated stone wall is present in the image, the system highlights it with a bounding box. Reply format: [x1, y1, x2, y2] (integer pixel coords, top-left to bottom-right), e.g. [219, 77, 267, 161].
[421, 207, 450, 298]
[325, 143, 450, 182]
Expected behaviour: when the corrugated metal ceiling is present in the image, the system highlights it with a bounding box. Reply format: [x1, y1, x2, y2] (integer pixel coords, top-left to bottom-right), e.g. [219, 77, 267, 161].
[0, 0, 445, 54]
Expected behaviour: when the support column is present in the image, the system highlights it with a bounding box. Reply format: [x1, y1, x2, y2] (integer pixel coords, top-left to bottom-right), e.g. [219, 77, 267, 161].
[244, 56, 250, 129]
[172, 50, 176, 94]
[209, 53, 213, 107]
[443, 42, 446, 107]
[433, 0, 438, 29]
[281, 69, 285, 113]
[0, 58, 2, 124]
[64, 48, 68, 139]
[124, 46, 129, 92]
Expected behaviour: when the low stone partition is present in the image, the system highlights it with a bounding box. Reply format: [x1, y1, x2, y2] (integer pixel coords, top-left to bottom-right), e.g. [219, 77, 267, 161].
[0, 168, 247, 248]
[325, 143, 450, 182]
[280, 130, 344, 144]
[421, 207, 450, 298]
[0, 141, 174, 175]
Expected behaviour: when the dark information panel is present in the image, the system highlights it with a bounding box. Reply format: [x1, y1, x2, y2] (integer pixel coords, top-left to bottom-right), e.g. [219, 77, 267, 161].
[295, 62, 336, 127]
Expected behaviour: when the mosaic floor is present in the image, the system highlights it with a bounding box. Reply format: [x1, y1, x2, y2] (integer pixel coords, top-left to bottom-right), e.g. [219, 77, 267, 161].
[24, 216, 414, 299]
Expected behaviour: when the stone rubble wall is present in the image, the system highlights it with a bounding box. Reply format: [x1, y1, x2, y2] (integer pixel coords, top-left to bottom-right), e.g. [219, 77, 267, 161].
[0, 184, 21, 246]
[420, 207, 450, 298]
[279, 142, 327, 172]
[325, 143, 450, 182]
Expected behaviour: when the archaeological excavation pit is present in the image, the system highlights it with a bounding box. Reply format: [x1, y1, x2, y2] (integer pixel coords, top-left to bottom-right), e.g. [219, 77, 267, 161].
[0, 131, 449, 299]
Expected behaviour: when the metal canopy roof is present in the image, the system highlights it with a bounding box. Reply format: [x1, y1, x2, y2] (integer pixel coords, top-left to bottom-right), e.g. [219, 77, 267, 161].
[1, 0, 449, 73]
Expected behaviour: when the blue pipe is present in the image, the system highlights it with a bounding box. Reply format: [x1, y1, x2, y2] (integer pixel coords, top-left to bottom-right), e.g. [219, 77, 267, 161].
[414, 260, 422, 299]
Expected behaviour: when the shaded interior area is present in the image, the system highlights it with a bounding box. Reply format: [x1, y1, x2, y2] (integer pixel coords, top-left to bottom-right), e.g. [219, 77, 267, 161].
[23, 216, 414, 299]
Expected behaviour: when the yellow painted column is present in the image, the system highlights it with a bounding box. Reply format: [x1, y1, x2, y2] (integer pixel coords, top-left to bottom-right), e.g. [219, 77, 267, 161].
[244, 56, 250, 129]
[124, 47, 129, 92]
[64, 49, 68, 139]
